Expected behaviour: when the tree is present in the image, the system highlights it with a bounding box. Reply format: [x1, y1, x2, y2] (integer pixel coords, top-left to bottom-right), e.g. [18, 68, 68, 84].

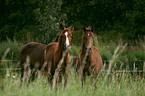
[0, 0, 39, 41]
[34, 0, 66, 44]
[61, 0, 145, 43]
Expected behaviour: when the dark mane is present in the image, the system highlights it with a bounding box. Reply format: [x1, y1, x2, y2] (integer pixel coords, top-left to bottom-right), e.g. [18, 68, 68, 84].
[20, 24, 74, 87]
[72, 26, 102, 87]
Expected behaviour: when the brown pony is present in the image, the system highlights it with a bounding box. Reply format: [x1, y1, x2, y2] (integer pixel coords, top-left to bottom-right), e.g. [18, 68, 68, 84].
[20, 24, 74, 86]
[73, 26, 102, 87]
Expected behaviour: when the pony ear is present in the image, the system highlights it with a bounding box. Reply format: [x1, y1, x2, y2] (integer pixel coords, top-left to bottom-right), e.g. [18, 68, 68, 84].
[91, 26, 94, 32]
[71, 27, 74, 32]
[83, 26, 86, 32]
[68, 26, 74, 33]
[60, 23, 64, 30]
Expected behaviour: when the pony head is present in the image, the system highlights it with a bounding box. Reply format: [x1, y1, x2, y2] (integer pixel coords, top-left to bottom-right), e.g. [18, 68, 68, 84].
[59, 24, 74, 49]
[82, 26, 94, 50]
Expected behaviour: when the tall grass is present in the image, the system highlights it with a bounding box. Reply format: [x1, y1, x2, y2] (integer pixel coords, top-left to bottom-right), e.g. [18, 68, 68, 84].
[0, 68, 145, 96]
[0, 39, 144, 70]
[0, 39, 145, 96]
[1, 42, 145, 96]
[0, 39, 23, 60]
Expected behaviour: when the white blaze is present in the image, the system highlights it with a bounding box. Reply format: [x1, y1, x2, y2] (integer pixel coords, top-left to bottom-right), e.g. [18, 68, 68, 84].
[88, 34, 89, 36]
[65, 32, 69, 47]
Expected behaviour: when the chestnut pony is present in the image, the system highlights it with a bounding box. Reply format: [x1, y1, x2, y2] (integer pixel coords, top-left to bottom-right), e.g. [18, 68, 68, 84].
[20, 24, 74, 86]
[73, 26, 102, 87]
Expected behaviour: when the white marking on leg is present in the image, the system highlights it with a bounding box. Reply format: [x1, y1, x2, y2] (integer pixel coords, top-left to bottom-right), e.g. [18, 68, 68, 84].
[65, 32, 69, 47]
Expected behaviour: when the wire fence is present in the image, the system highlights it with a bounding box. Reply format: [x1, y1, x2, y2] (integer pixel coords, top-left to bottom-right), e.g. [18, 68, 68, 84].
[0, 59, 145, 74]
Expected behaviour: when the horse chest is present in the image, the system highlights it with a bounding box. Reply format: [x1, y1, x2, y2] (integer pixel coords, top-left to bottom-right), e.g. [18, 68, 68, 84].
[80, 55, 90, 66]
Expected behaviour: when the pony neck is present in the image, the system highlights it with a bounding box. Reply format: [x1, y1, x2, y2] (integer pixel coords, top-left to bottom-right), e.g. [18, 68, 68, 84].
[80, 42, 88, 56]
[57, 35, 67, 55]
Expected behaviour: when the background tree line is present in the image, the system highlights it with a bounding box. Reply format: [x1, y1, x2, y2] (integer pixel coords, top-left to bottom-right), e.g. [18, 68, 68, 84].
[0, 0, 144, 45]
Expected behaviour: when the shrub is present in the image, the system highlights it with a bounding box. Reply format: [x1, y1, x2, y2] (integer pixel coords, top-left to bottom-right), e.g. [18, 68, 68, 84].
[0, 39, 23, 60]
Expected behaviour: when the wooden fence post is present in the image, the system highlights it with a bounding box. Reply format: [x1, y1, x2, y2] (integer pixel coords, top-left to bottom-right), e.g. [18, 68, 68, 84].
[133, 62, 137, 76]
[143, 61, 145, 77]
[103, 60, 106, 70]
[120, 61, 124, 70]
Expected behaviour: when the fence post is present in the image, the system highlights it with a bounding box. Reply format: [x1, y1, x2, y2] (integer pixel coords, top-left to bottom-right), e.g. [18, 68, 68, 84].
[102, 60, 106, 70]
[120, 61, 124, 70]
[133, 62, 137, 76]
[102, 60, 106, 76]
[112, 62, 116, 72]
[0, 61, 3, 90]
[143, 61, 145, 78]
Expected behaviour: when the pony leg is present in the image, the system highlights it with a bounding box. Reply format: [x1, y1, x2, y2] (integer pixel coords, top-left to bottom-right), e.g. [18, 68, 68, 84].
[48, 71, 53, 87]
[20, 65, 24, 86]
[28, 63, 40, 84]
[64, 63, 70, 88]
[47, 75, 52, 87]
[28, 68, 37, 83]
[64, 71, 69, 88]
[20, 61, 25, 87]
[56, 73, 63, 87]
[92, 72, 99, 89]
[81, 71, 86, 88]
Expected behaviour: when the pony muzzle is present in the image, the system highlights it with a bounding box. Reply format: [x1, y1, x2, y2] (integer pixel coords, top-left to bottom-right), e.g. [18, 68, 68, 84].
[65, 45, 71, 50]
[86, 46, 91, 52]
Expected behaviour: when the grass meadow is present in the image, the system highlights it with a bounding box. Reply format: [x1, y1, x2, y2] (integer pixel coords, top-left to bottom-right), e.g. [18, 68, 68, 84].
[0, 39, 145, 96]
[0, 68, 145, 96]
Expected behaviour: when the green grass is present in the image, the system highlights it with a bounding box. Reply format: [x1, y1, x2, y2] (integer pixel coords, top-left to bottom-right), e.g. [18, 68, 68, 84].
[0, 40, 145, 96]
[0, 39, 23, 60]
[0, 69, 145, 96]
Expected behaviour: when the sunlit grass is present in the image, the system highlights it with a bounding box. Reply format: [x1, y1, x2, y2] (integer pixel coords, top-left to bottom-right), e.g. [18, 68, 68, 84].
[0, 40, 145, 96]
[0, 69, 145, 96]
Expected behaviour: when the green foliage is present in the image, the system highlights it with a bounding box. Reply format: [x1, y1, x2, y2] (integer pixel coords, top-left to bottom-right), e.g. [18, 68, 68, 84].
[122, 50, 145, 70]
[0, 0, 144, 44]
[0, 39, 23, 60]
[13, 25, 40, 43]
[1, 39, 144, 71]
[1, 70, 145, 96]
[69, 46, 80, 56]
[71, 22, 83, 45]
[34, 0, 66, 44]
[61, 0, 145, 43]
[0, 0, 39, 41]
[0, 39, 144, 95]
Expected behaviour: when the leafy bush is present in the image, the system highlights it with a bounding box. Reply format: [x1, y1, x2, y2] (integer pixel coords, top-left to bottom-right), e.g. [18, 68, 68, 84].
[0, 39, 144, 71]
[69, 46, 80, 56]
[34, 0, 66, 44]
[0, 39, 23, 60]
[122, 50, 145, 70]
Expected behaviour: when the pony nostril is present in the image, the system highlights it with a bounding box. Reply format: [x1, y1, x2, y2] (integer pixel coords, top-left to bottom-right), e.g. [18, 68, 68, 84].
[86, 46, 91, 49]
[67, 45, 71, 49]
[64, 45, 71, 50]
[86, 46, 91, 51]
